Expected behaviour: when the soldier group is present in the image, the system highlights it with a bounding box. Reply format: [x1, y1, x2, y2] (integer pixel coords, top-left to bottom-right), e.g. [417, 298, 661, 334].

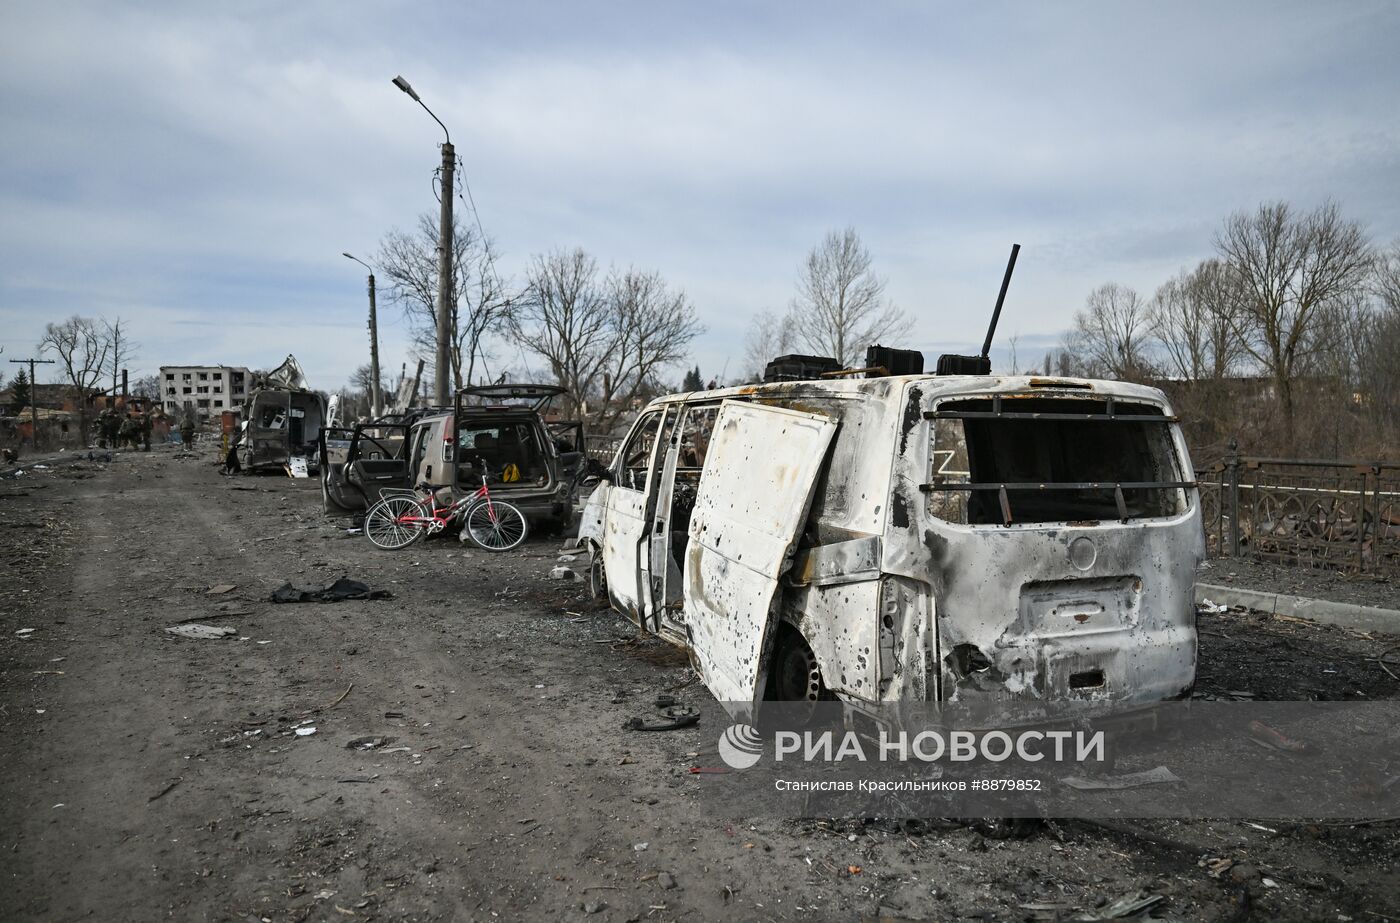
[96, 409, 156, 451]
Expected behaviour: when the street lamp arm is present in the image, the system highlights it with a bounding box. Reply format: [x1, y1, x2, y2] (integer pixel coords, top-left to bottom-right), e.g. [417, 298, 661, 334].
[415, 99, 450, 145]
[342, 252, 374, 273]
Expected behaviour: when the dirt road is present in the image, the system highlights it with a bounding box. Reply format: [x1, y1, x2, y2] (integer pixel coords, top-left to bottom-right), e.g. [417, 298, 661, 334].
[2, 447, 1398, 921]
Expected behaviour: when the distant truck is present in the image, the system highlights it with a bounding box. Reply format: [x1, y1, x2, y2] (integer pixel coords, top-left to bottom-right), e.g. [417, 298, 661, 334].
[238, 355, 327, 474]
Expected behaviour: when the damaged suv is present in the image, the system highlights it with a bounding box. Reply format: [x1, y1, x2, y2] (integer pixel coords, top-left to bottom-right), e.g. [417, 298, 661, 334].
[578, 373, 1203, 716]
[320, 384, 586, 532]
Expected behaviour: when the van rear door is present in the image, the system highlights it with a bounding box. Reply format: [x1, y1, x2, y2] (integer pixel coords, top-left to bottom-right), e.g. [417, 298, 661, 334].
[684, 402, 836, 709]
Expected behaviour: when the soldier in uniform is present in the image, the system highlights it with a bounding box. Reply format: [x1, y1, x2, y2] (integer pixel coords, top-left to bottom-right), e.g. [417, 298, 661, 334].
[180, 416, 196, 450]
[139, 412, 152, 451]
[119, 414, 138, 449]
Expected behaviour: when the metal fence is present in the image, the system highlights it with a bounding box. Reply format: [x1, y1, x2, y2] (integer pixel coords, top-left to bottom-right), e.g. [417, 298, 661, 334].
[1196, 455, 1400, 576]
[584, 434, 622, 462]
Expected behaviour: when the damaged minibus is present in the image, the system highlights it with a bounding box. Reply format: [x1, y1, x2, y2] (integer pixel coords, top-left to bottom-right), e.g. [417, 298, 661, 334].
[238, 355, 327, 474]
[578, 372, 1203, 718]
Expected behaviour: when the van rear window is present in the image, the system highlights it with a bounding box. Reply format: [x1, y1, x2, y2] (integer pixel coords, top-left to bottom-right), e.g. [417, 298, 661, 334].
[924, 396, 1190, 525]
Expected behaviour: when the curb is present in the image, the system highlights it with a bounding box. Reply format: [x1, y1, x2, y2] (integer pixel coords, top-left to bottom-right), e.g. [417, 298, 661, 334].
[1195, 582, 1400, 635]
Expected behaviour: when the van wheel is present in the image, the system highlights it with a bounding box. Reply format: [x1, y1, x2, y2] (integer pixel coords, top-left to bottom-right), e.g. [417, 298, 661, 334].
[764, 625, 831, 702]
[588, 548, 608, 601]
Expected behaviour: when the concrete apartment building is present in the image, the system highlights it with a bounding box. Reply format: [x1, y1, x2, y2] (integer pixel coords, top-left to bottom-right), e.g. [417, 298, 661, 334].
[160, 365, 252, 417]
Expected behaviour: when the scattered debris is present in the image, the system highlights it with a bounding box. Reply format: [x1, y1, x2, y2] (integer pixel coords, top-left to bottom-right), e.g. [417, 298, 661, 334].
[148, 778, 181, 803]
[1076, 891, 1165, 920]
[165, 624, 238, 640]
[205, 584, 237, 595]
[1249, 720, 1309, 753]
[270, 577, 392, 603]
[1375, 643, 1400, 682]
[295, 726, 317, 737]
[1199, 598, 1228, 613]
[346, 736, 395, 751]
[1062, 767, 1182, 790]
[624, 704, 701, 732]
[550, 566, 580, 582]
[658, 872, 677, 890]
[15, 628, 35, 637]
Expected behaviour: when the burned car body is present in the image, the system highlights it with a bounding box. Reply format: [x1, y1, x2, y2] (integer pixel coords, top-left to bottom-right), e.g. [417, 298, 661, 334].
[578, 374, 1204, 717]
[238, 356, 327, 474]
[319, 385, 585, 531]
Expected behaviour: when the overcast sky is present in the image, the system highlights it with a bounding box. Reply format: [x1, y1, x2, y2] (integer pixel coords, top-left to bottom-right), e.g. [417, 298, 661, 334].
[2, 1, 1398, 391]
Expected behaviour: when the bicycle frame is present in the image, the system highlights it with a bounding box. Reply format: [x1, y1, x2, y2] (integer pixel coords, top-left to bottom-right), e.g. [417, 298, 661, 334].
[385, 478, 501, 534]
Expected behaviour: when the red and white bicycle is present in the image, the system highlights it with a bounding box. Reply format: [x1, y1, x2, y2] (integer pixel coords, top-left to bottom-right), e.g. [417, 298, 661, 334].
[363, 476, 529, 552]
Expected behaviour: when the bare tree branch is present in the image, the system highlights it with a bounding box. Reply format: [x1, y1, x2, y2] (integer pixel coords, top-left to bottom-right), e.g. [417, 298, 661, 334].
[376, 212, 513, 393]
[1067, 283, 1152, 380]
[1214, 201, 1372, 449]
[788, 227, 910, 367]
[509, 249, 702, 428]
[38, 315, 113, 439]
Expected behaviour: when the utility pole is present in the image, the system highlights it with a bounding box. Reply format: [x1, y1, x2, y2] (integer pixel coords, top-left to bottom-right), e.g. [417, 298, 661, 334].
[392, 75, 454, 408]
[343, 253, 384, 418]
[367, 272, 382, 417]
[435, 140, 455, 407]
[10, 357, 55, 451]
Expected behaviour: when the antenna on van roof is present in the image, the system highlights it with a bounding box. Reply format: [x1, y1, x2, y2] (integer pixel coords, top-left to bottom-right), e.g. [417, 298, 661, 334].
[980, 243, 1020, 361]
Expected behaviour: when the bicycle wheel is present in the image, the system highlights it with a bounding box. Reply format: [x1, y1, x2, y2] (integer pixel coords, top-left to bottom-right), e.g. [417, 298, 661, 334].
[364, 495, 428, 550]
[462, 498, 529, 551]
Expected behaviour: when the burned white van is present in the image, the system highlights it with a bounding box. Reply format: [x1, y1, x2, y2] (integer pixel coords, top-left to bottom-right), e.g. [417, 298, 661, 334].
[238, 355, 327, 473]
[578, 373, 1203, 717]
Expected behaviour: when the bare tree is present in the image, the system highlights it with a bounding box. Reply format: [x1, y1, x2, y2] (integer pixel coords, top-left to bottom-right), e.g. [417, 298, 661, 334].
[1148, 260, 1246, 381]
[1067, 283, 1152, 380]
[1215, 201, 1373, 450]
[377, 212, 512, 392]
[510, 249, 611, 418]
[38, 315, 113, 440]
[131, 374, 161, 402]
[104, 317, 138, 403]
[510, 249, 703, 427]
[741, 309, 795, 381]
[788, 228, 910, 367]
[593, 268, 703, 423]
[1374, 236, 1400, 311]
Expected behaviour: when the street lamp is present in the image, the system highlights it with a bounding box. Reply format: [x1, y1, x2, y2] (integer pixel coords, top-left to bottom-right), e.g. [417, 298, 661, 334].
[343, 252, 383, 418]
[392, 74, 454, 407]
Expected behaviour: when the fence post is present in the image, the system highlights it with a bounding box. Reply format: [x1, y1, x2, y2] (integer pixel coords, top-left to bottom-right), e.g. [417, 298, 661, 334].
[1226, 438, 1241, 559]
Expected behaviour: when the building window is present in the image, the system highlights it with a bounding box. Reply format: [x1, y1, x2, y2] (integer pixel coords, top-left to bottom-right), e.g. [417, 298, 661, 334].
[214, 400, 223, 408]
[198, 372, 208, 381]
[182, 373, 191, 381]
[165, 373, 175, 381]
[166, 386, 176, 395]
[197, 399, 210, 409]
[213, 372, 222, 380]
[212, 386, 222, 393]
[183, 387, 192, 394]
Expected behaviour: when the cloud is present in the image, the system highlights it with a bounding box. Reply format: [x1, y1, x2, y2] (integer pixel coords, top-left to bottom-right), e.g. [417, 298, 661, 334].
[1, 0, 1398, 388]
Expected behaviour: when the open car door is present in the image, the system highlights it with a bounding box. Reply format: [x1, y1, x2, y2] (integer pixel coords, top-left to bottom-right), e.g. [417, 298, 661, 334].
[547, 420, 586, 487]
[342, 423, 411, 506]
[683, 401, 837, 712]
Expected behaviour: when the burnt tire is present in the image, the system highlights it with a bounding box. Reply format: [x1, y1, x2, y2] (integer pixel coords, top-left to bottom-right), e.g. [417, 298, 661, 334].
[764, 624, 832, 702]
[588, 547, 608, 601]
